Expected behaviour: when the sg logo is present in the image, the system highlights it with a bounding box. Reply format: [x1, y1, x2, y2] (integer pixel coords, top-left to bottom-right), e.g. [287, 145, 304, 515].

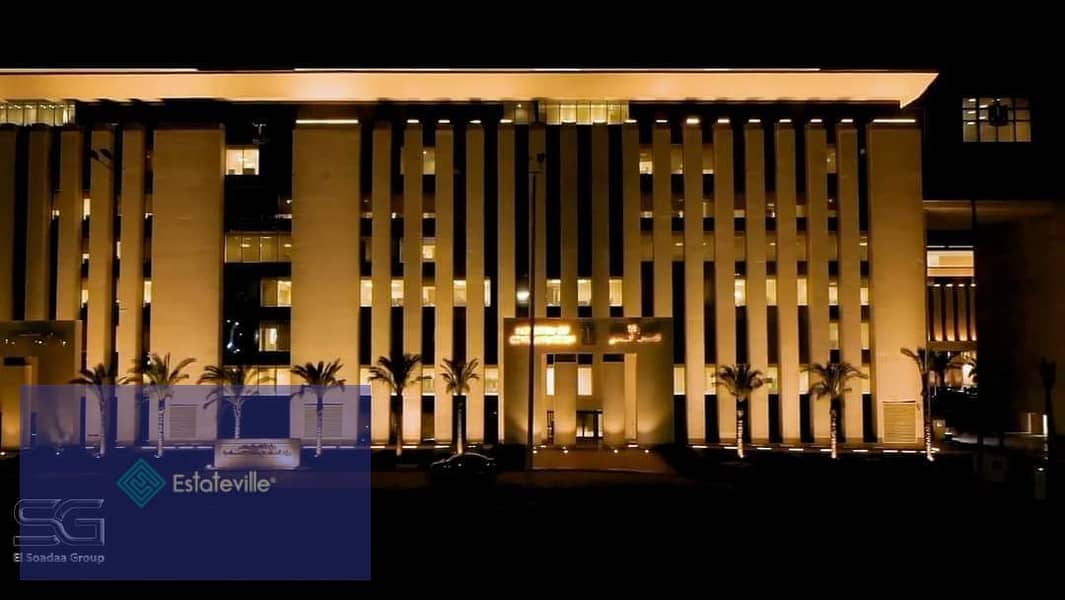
[13, 499, 106, 547]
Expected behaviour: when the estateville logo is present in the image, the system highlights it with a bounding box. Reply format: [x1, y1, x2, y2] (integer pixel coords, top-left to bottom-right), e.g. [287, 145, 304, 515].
[116, 459, 276, 508]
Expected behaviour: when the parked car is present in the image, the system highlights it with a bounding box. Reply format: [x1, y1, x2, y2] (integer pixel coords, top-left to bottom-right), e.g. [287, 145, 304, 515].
[429, 452, 497, 485]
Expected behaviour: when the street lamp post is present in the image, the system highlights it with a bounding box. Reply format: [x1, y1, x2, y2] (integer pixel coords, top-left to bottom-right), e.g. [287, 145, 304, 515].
[527, 150, 545, 470]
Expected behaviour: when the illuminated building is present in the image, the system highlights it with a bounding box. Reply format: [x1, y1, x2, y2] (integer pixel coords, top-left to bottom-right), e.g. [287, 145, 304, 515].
[0, 67, 966, 450]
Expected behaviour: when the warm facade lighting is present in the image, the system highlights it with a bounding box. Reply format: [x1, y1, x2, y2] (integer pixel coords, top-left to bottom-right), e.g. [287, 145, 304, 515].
[686, 117, 700, 125]
[872, 118, 917, 124]
[840, 118, 854, 123]
[469, 119, 482, 124]
[508, 324, 577, 346]
[655, 119, 668, 124]
[500, 118, 513, 124]
[748, 118, 761, 124]
[779, 118, 792, 123]
[810, 118, 823, 124]
[437, 119, 450, 124]
[295, 118, 359, 125]
[716, 117, 730, 124]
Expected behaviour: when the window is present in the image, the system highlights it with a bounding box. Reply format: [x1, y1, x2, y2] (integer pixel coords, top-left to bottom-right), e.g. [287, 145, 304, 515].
[399, 239, 436, 262]
[860, 284, 870, 306]
[484, 367, 499, 394]
[143, 280, 152, 305]
[826, 145, 837, 174]
[734, 278, 746, 307]
[962, 97, 1030, 143]
[360, 280, 373, 307]
[577, 279, 592, 307]
[0, 101, 75, 126]
[259, 322, 290, 352]
[861, 322, 870, 350]
[797, 278, 808, 306]
[261, 278, 292, 307]
[609, 279, 624, 307]
[546, 365, 556, 395]
[225, 234, 292, 263]
[927, 249, 974, 277]
[829, 322, 840, 350]
[577, 366, 592, 396]
[539, 101, 629, 125]
[391, 280, 404, 307]
[422, 366, 434, 394]
[225, 147, 260, 175]
[359, 279, 490, 307]
[767, 277, 777, 306]
[673, 366, 685, 395]
[828, 281, 838, 306]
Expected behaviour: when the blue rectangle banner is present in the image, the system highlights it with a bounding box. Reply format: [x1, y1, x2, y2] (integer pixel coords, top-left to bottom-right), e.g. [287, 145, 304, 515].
[16, 385, 371, 580]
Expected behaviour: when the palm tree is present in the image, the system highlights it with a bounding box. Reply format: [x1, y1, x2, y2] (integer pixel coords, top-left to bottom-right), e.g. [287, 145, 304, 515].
[715, 364, 770, 459]
[440, 357, 480, 456]
[69, 363, 116, 458]
[122, 353, 196, 458]
[290, 360, 346, 458]
[808, 362, 867, 460]
[368, 353, 425, 457]
[198, 365, 272, 439]
[901, 347, 937, 462]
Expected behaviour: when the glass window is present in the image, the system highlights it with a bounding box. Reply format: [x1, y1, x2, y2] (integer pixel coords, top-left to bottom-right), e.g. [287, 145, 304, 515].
[860, 284, 869, 306]
[225, 233, 292, 263]
[391, 280, 404, 307]
[577, 279, 592, 307]
[422, 285, 436, 307]
[454, 280, 467, 307]
[225, 147, 260, 175]
[609, 279, 623, 307]
[0, 101, 76, 126]
[798, 369, 809, 394]
[422, 240, 435, 262]
[360, 280, 373, 307]
[545, 280, 561, 307]
[259, 321, 290, 352]
[422, 366, 434, 394]
[829, 322, 840, 350]
[734, 278, 746, 307]
[673, 365, 685, 395]
[962, 97, 1031, 143]
[484, 367, 499, 394]
[546, 365, 556, 395]
[828, 281, 838, 306]
[766, 277, 777, 306]
[261, 278, 292, 307]
[639, 150, 653, 175]
[577, 366, 592, 396]
[861, 322, 870, 350]
[767, 366, 779, 394]
[143, 280, 152, 305]
[540, 101, 629, 125]
[797, 278, 808, 306]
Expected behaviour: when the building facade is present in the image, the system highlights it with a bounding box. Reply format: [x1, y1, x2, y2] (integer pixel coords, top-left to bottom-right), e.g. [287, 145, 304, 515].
[0, 69, 936, 449]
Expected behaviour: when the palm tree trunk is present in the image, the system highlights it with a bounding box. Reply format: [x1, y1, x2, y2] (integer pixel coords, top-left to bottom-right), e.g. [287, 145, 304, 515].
[830, 404, 838, 460]
[395, 394, 404, 457]
[315, 396, 323, 457]
[736, 400, 745, 459]
[456, 396, 465, 456]
[234, 405, 242, 440]
[156, 397, 165, 458]
[98, 398, 107, 458]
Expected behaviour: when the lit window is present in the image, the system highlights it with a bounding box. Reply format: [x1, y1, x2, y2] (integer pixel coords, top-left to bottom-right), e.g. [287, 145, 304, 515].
[259, 322, 289, 352]
[225, 233, 292, 263]
[734, 278, 746, 307]
[484, 367, 499, 394]
[828, 281, 838, 306]
[639, 150, 653, 175]
[143, 280, 152, 305]
[962, 97, 1030, 143]
[422, 285, 436, 307]
[422, 366, 434, 394]
[798, 369, 809, 394]
[391, 281, 404, 307]
[360, 280, 373, 307]
[673, 366, 686, 395]
[82, 197, 91, 219]
[0, 101, 75, 126]
[860, 284, 870, 306]
[826, 145, 837, 174]
[767, 366, 779, 394]
[577, 279, 592, 307]
[539, 101, 629, 125]
[81, 288, 88, 306]
[546, 365, 556, 395]
[766, 277, 777, 306]
[454, 281, 466, 307]
[359, 367, 371, 386]
[861, 367, 872, 394]
[502, 102, 533, 124]
[861, 322, 870, 350]
[927, 249, 974, 277]
[829, 322, 840, 350]
[422, 241, 435, 262]
[797, 278, 808, 306]
[609, 279, 623, 307]
[577, 366, 592, 396]
[545, 280, 561, 307]
[261, 278, 292, 307]
[705, 365, 717, 390]
[225, 147, 260, 175]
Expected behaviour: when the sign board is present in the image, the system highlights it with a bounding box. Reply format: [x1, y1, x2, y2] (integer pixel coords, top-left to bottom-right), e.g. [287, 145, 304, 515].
[214, 438, 301, 470]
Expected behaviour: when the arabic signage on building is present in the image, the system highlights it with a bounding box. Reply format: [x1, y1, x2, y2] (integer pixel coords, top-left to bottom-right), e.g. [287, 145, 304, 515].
[214, 438, 301, 470]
